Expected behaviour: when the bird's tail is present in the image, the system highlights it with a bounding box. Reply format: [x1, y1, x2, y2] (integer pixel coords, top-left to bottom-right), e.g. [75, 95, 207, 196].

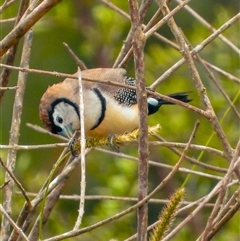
[158, 92, 191, 105]
[147, 92, 191, 115]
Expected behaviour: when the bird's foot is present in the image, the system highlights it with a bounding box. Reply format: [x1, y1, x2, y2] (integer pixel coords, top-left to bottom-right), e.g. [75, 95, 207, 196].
[68, 131, 81, 157]
[108, 134, 120, 152]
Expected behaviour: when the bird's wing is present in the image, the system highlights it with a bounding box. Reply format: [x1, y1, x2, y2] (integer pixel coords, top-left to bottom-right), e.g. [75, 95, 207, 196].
[65, 68, 137, 106]
[64, 68, 152, 107]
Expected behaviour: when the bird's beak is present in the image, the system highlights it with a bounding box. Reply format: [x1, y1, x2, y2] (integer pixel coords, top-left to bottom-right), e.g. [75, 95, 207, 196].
[58, 124, 73, 139]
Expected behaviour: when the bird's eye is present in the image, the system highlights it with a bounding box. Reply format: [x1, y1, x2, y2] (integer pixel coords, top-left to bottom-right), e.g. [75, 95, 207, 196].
[56, 116, 63, 124]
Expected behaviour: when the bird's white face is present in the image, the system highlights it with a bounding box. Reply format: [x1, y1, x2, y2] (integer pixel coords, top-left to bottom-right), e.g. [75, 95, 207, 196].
[51, 101, 79, 138]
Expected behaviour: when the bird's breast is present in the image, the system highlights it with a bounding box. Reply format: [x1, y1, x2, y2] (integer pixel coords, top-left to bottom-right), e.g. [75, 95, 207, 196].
[86, 96, 139, 137]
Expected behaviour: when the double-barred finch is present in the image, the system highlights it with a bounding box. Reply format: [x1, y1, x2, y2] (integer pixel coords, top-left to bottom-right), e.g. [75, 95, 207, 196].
[39, 68, 191, 139]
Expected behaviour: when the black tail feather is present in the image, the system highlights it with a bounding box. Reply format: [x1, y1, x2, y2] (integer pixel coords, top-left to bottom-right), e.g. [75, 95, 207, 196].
[147, 92, 191, 115]
[159, 92, 192, 105]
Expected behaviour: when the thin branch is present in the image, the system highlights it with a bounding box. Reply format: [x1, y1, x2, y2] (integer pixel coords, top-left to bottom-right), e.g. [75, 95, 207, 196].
[110, 0, 153, 68]
[63, 42, 87, 70]
[124, 119, 200, 241]
[160, 2, 235, 168]
[20, 192, 229, 208]
[8, 153, 80, 241]
[0, 0, 62, 57]
[203, 61, 240, 85]
[1, 28, 33, 241]
[197, 187, 240, 241]
[116, 0, 192, 68]
[201, 140, 240, 240]
[150, 12, 240, 89]
[0, 180, 10, 189]
[129, 0, 149, 240]
[0, 205, 30, 241]
[0, 0, 18, 13]
[96, 148, 227, 178]
[152, 134, 227, 172]
[0, 86, 19, 90]
[0, 139, 227, 161]
[0, 158, 31, 206]
[73, 68, 86, 229]
[0, 143, 68, 150]
[161, 143, 240, 241]
[0, 0, 29, 104]
[42, 121, 200, 241]
[28, 180, 68, 241]
[194, 54, 240, 120]
[125, 179, 238, 241]
[0, 17, 16, 23]
[205, 199, 240, 240]
[175, 0, 240, 55]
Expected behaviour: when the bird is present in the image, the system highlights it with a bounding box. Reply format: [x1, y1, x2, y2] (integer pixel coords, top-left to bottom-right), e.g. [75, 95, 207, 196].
[39, 68, 191, 139]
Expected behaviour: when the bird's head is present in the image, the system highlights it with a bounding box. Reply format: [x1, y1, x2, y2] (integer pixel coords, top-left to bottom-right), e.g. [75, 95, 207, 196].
[39, 84, 79, 139]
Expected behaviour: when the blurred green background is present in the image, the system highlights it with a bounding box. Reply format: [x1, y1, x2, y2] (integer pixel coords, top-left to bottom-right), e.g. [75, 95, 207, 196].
[0, 0, 239, 240]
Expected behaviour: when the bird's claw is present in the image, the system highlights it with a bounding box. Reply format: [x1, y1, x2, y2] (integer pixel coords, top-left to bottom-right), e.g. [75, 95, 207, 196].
[68, 132, 81, 157]
[108, 134, 120, 152]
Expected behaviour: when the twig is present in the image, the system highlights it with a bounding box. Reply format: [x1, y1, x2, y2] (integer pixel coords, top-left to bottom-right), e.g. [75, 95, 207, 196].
[0, 180, 10, 189]
[8, 153, 80, 241]
[95, 148, 227, 179]
[205, 198, 240, 240]
[152, 134, 227, 170]
[201, 140, 240, 240]
[0, 0, 62, 57]
[63, 42, 87, 70]
[0, 0, 29, 104]
[26, 123, 68, 141]
[178, 179, 238, 214]
[0, 139, 225, 159]
[116, 0, 192, 68]
[0, 63, 196, 105]
[0, 0, 18, 13]
[161, 143, 240, 241]
[0, 86, 19, 90]
[126, 179, 238, 241]
[197, 187, 240, 241]
[203, 61, 240, 85]
[175, 0, 240, 55]
[20, 192, 229, 208]
[0, 158, 31, 206]
[41, 120, 200, 241]
[124, 119, 200, 241]
[0, 140, 228, 176]
[0, 17, 16, 23]
[161, 2, 236, 169]
[73, 68, 86, 229]
[28, 180, 68, 241]
[1, 28, 33, 240]
[150, 12, 240, 89]
[129, 0, 149, 240]
[0, 205, 30, 241]
[0, 143, 68, 150]
[110, 0, 153, 68]
[199, 57, 240, 119]
[0, 63, 207, 120]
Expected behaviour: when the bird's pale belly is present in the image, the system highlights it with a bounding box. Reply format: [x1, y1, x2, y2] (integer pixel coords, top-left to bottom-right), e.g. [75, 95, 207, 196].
[86, 103, 139, 137]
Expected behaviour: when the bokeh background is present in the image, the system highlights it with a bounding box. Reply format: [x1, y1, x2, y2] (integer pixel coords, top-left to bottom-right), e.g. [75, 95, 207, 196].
[0, 0, 239, 240]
